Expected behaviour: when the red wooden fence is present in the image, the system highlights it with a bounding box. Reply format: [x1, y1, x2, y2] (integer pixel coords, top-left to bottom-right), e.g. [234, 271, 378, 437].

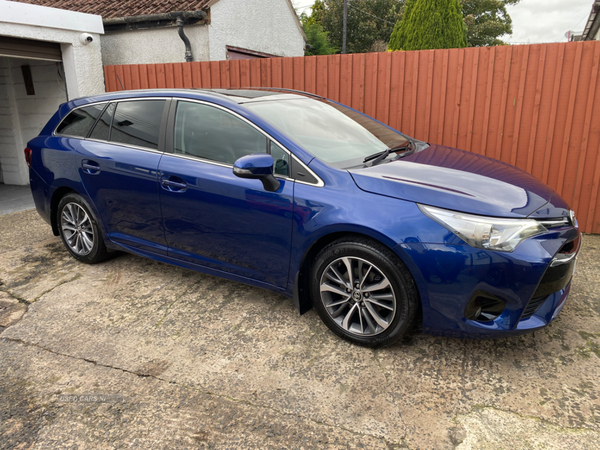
[105, 41, 600, 234]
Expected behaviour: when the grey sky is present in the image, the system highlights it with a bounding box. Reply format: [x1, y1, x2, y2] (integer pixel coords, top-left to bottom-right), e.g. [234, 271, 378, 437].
[291, 0, 595, 44]
[505, 0, 593, 44]
[291, 0, 312, 15]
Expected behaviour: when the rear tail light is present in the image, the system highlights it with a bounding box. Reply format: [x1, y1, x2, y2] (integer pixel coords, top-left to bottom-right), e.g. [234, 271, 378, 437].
[24, 147, 32, 168]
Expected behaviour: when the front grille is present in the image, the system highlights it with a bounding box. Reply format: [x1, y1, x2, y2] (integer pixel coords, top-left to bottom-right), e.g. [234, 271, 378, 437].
[536, 210, 577, 229]
[521, 296, 547, 319]
[536, 217, 570, 228]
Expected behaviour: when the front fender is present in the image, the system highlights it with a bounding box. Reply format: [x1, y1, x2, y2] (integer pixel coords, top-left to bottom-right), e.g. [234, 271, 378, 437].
[289, 172, 446, 315]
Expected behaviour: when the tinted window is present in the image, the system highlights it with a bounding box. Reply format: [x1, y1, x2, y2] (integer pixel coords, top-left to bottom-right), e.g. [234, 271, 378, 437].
[111, 100, 165, 150]
[89, 103, 115, 141]
[270, 141, 289, 177]
[174, 101, 267, 165]
[56, 104, 105, 138]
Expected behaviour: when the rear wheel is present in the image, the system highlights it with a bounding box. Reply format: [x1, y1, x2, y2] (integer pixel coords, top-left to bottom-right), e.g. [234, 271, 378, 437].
[310, 238, 419, 347]
[57, 193, 109, 264]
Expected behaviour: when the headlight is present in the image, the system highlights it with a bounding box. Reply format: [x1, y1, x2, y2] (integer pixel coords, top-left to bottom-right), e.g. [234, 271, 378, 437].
[418, 204, 547, 252]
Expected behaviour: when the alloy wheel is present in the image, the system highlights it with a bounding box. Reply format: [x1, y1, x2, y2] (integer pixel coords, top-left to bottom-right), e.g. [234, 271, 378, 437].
[319, 256, 396, 337]
[61, 202, 95, 256]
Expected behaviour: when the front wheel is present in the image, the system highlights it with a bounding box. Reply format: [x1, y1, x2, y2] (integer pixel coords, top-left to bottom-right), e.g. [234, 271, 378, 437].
[57, 193, 110, 264]
[310, 238, 419, 347]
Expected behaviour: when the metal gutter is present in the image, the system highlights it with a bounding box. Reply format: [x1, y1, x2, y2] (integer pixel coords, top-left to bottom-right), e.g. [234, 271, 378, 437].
[103, 10, 208, 32]
[582, 0, 600, 40]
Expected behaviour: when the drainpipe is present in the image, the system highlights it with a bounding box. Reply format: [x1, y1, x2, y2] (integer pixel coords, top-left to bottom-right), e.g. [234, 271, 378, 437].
[176, 17, 193, 62]
[168, 11, 207, 62]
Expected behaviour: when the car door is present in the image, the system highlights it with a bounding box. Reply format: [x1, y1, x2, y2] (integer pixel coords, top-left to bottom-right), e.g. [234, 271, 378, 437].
[158, 99, 294, 288]
[73, 98, 170, 255]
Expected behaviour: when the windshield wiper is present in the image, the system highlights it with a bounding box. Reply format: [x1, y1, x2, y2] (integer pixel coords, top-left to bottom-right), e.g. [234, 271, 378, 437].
[363, 142, 413, 166]
[363, 148, 391, 165]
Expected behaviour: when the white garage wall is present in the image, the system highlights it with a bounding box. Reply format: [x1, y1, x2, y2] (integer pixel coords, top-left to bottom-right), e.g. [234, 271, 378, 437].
[12, 59, 68, 146]
[0, 1, 105, 185]
[0, 58, 67, 185]
[0, 2, 105, 99]
[0, 58, 26, 186]
[0, 59, 15, 185]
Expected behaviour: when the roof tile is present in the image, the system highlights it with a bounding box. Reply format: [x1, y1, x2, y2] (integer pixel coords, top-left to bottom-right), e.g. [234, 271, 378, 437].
[10, 0, 214, 19]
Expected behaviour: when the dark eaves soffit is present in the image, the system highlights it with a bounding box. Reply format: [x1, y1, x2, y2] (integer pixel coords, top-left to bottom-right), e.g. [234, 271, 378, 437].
[103, 10, 209, 32]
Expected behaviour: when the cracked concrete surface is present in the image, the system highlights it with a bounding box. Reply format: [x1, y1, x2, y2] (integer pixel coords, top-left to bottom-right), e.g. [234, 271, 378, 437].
[1, 209, 599, 449]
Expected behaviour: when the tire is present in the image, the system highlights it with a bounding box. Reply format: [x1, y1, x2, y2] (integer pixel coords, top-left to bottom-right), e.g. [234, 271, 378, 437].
[310, 237, 419, 347]
[57, 193, 110, 264]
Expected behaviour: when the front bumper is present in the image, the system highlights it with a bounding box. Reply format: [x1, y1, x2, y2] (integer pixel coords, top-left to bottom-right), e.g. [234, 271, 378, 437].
[398, 225, 580, 339]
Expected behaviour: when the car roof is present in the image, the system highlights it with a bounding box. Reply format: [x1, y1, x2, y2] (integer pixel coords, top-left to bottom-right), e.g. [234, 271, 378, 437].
[58, 87, 326, 168]
[69, 88, 323, 108]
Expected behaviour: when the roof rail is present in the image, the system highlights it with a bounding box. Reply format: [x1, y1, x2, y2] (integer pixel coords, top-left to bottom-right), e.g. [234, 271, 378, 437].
[243, 87, 326, 100]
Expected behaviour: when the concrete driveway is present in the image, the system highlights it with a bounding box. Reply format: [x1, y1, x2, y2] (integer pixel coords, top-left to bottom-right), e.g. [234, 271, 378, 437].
[1, 209, 599, 449]
[0, 184, 35, 215]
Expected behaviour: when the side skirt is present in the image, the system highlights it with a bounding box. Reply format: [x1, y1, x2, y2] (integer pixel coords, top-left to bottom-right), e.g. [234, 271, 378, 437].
[108, 239, 294, 299]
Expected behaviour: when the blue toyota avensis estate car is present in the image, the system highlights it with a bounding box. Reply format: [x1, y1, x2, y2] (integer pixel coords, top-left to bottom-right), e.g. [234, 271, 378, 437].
[26, 88, 580, 347]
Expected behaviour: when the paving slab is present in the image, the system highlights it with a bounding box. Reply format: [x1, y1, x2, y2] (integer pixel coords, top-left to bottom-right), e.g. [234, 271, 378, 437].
[1, 209, 599, 449]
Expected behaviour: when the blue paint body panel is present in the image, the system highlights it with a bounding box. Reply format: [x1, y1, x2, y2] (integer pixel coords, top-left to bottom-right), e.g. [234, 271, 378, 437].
[75, 139, 167, 255]
[27, 88, 581, 339]
[158, 153, 294, 287]
[349, 144, 556, 218]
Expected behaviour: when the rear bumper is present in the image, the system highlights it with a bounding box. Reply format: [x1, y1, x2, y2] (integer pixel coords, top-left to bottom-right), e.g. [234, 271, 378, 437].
[398, 225, 580, 339]
[29, 167, 51, 226]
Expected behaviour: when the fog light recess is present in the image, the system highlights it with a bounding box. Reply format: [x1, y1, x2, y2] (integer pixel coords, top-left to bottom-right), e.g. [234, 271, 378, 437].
[465, 291, 506, 322]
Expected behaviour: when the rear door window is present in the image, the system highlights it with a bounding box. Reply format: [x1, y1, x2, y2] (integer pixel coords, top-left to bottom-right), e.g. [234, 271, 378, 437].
[56, 104, 105, 138]
[110, 100, 165, 150]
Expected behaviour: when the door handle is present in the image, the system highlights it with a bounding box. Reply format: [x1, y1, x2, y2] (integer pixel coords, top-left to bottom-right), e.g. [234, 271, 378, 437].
[82, 161, 100, 175]
[161, 177, 187, 192]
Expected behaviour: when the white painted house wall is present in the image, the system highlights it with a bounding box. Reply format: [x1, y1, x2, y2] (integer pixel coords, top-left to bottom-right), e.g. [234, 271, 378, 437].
[101, 25, 210, 66]
[100, 0, 305, 65]
[209, 0, 305, 61]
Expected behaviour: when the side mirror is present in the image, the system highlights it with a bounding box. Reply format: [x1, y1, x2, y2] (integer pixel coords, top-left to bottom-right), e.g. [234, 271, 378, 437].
[233, 153, 280, 192]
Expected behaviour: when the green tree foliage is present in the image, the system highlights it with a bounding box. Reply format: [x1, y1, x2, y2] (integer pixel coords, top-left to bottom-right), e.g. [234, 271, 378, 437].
[310, 0, 404, 54]
[306, 0, 326, 25]
[301, 13, 338, 55]
[388, 0, 467, 51]
[461, 0, 520, 47]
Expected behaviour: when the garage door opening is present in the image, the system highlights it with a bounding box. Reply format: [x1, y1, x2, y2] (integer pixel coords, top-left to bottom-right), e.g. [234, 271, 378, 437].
[0, 36, 68, 186]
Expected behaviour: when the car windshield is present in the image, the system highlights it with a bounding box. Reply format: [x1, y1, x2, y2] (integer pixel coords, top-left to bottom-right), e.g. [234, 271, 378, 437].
[244, 98, 409, 168]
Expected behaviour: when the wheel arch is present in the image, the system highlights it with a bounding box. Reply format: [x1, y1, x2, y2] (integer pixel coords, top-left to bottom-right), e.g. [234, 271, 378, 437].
[293, 229, 422, 319]
[50, 186, 77, 236]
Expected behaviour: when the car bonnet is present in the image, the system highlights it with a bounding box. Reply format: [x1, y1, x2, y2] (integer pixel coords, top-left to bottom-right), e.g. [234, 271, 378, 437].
[348, 144, 559, 218]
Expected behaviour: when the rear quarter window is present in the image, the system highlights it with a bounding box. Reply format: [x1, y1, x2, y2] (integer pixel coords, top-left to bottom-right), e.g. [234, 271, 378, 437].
[56, 104, 105, 138]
